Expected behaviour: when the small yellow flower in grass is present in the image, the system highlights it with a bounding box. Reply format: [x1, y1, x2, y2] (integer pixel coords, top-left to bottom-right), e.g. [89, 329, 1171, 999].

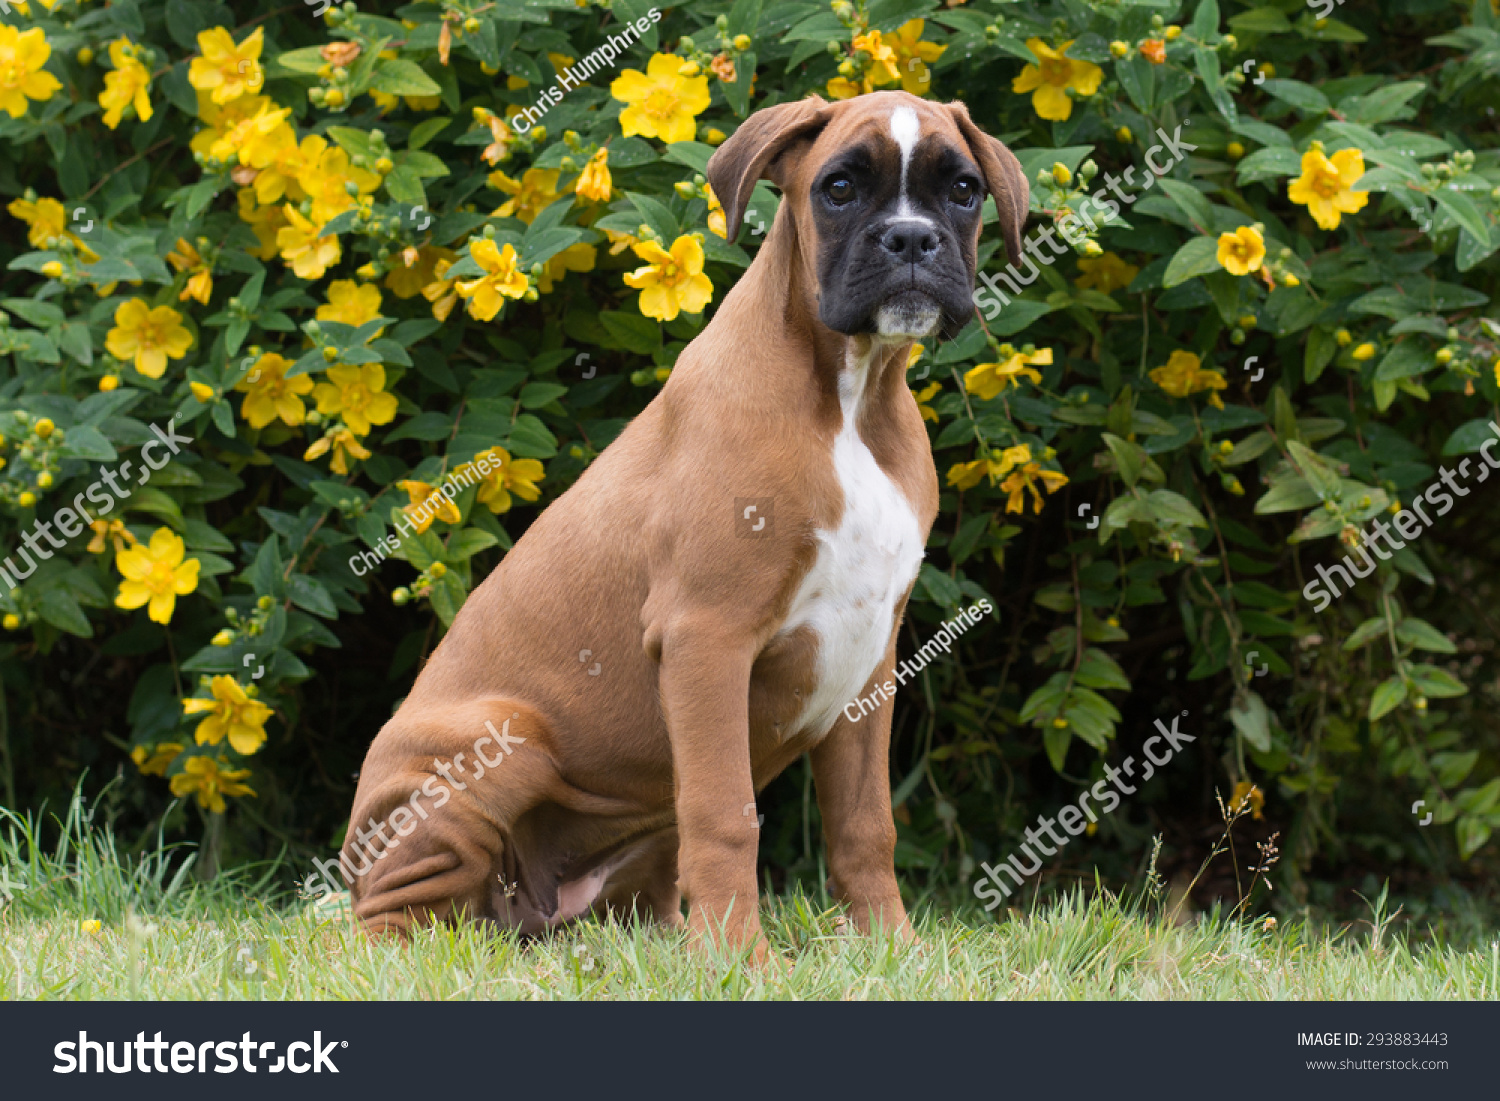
[0, 26, 62, 119]
[1000, 460, 1069, 514]
[1288, 145, 1369, 230]
[99, 37, 154, 129]
[457, 239, 530, 321]
[1263, 916, 1277, 933]
[131, 742, 182, 777]
[114, 527, 200, 625]
[575, 148, 613, 202]
[1150, 350, 1227, 409]
[87, 518, 137, 555]
[166, 238, 214, 304]
[487, 167, 566, 224]
[316, 279, 384, 330]
[182, 674, 273, 755]
[912, 381, 942, 422]
[1351, 342, 1376, 361]
[276, 205, 341, 280]
[400, 480, 463, 534]
[303, 426, 371, 475]
[946, 443, 1035, 491]
[313, 364, 398, 437]
[624, 235, 714, 322]
[188, 26, 264, 106]
[965, 347, 1053, 400]
[1012, 39, 1102, 122]
[105, 299, 193, 379]
[1075, 252, 1139, 294]
[235, 353, 314, 429]
[471, 446, 545, 514]
[611, 53, 712, 143]
[536, 242, 597, 295]
[170, 756, 255, 814]
[1217, 226, 1266, 276]
[1230, 780, 1264, 820]
[81, 919, 103, 935]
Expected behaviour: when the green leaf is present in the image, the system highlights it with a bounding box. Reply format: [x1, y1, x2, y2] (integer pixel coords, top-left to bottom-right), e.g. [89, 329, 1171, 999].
[1146, 489, 1207, 528]
[446, 528, 500, 561]
[1433, 188, 1490, 248]
[1342, 617, 1388, 651]
[286, 573, 338, 619]
[1442, 418, 1499, 456]
[1396, 618, 1456, 653]
[1230, 689, 1272, 754]
[1101, 432, 1146, 488]
[1261, 79, 1329, 115]
[1075, 648, 1130, 691]
[1368, 676, 1407, 721]
[1255, 475, 1321, 514]
[1162, 237, 1222, 287]
[1408, 664, 1467, 699]
[58, 425, 116, 462]
[370, 59, 442, 97]
[1157, 178, 1216, 233]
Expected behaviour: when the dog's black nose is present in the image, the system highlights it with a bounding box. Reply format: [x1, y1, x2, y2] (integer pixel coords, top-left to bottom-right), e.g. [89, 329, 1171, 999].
[879, 223, 940, 262]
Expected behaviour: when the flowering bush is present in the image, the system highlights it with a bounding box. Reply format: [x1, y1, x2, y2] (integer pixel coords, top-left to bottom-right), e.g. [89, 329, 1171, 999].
[3, 0, 1500, 902]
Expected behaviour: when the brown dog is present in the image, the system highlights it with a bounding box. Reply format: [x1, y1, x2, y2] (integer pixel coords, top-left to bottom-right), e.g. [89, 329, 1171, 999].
[342, 89, 1027, 954]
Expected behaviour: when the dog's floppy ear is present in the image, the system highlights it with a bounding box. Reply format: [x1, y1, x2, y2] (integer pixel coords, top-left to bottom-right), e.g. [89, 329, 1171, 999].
[947, 100, 1029, 268]
[707, 95, 830, 241]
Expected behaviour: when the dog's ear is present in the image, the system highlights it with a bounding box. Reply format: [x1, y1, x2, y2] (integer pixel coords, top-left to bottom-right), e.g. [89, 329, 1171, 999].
[947, 100, 1029, 268]
[707, 96, 830, 241]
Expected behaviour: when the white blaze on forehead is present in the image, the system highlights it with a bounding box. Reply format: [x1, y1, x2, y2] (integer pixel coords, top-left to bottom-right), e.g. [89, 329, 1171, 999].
[888, 105, 931, 222]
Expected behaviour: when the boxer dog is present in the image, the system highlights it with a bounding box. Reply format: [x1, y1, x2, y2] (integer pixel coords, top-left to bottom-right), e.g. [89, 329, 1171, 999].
[343, 89, 1028, 956]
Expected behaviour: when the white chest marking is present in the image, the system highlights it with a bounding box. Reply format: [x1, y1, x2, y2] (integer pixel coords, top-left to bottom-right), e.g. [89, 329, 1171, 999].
[780, 354, 925, 740]
[889, 105, 933, 225]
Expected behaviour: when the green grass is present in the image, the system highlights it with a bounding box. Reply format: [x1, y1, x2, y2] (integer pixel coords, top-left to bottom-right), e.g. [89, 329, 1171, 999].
[2, 796, 1497, 1000]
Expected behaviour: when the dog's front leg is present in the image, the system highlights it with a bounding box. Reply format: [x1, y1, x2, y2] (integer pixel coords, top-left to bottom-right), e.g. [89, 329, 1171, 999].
[810, 638, 912, 941]
[658, 620, 765, 956]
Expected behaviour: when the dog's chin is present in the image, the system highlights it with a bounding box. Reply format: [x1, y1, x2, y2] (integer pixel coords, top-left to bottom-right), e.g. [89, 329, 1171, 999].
[873, 291, 941, 343]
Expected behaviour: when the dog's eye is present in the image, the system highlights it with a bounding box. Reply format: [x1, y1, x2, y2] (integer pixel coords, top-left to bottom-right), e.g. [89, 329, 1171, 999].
[949, 179, 977, 206]
[824, 175, 856, 205]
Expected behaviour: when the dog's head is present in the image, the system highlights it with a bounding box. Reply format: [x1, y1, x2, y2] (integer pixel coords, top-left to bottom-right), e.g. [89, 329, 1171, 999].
[707, 89, 1028, 341]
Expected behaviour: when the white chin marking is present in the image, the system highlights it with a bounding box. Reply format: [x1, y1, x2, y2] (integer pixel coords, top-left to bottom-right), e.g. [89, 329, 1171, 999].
[875, 298, 940, 340]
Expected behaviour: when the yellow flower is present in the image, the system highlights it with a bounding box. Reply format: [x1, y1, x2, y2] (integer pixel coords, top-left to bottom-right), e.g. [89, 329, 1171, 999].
[105, 299, 193, 380]
[611, 52, 712, 144]
[98, 37, 153, 129]
[182, 675, 273, 756]
[575, 148, 613, 202]
[316, 279, 384, 330]
[6, 195, 99, 260]
[0, 26, 62, 119]
[487, 167, 565, 225]
[114, 527, 200, 625]
[1012, 39, 1102, 122]
[705, 184, 727, 239]
[1217, 226, 1266, 276]
[473, 107, 514, 165]
[913, 382, 942, 422]
[87, 518, 137, 555]
[188, 26, 264, 106]
[131, 742, 183, 777]
[999, 461, 1069, 514]
[422, 258, 461, 322]
[1075, 252, 1139, 294]
[624, 235, 714, 321]
[1149, 349, 1227, 409]
[296, 135, 380, 224]
[166, 238, 214, 304]
[235, 353, 314, 429]
[237, 188, 287, 260]
[537, 242, 597, 295]
[1288, 145, 1369, 230]
[888, 20, 946, 95]
[400, 479, 463, 534]
[385, 245, 457, 299]
[169, 756, 256, 814]
[1230, 780, 1264, 820]
[303, 426, 371, 474]
[246, 129, 312, 206]
[206, 99, 291, 168]
[313, 363, 399, 437]
[471, 446, 545, 514]
[457, 239, 530, 321]
[1351, 342, 1376, 361]
[965, 347, 1053, 400]
[276, 204, 341, 280]
[81, 919, 103, 935]
[827, 30, 902, 98]
[947, 444, 1035, 490]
